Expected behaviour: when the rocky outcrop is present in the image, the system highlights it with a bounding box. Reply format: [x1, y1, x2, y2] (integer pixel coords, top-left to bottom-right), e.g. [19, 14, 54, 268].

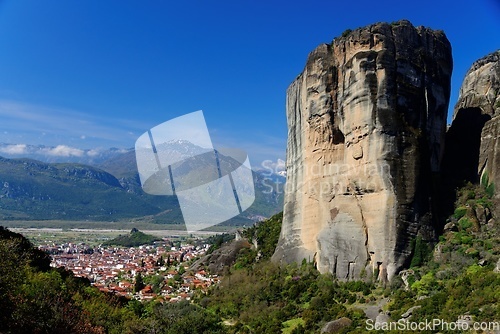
[463, 51, 500, 191]
[455, 51, 500, 116]
[443, 51, 500, 191]
[320, 317, 352, 333]
[272, 20, 452, 281]
[189, 239, 251, 275]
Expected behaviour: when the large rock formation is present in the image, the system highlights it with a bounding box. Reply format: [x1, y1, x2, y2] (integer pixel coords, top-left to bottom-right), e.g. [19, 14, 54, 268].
[272, 20, 452, 281]
[444, 51, 500, 196]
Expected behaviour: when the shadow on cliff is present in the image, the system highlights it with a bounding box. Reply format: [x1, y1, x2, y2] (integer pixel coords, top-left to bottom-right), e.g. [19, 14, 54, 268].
[439, 107, 491, 229]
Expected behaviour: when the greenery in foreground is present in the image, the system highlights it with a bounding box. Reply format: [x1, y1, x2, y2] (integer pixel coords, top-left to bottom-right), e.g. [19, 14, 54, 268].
[0, 226, 225, 334]
[198, 185, 499, 333]
[1, 184, 499, 334]
[199, 214, 372, 333]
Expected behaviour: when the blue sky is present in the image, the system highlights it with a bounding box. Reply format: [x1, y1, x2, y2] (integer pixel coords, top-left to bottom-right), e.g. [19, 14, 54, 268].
[0, 0, 498, 168]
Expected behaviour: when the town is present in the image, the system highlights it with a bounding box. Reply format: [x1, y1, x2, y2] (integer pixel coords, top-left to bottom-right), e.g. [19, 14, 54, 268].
[39, 238, 219, 302]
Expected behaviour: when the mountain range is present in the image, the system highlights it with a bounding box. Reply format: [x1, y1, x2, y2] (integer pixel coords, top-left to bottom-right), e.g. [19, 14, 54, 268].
[0, 141, 284, 225]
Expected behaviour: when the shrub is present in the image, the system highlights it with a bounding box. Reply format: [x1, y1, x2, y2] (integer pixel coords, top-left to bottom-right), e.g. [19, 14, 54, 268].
[453, 206, 467, 220]
[341, 29, 352, 37]
[486, 182, 495, 198]
[411, 272, 437, 296]
[458, 217, 473, 230]
[481, 172, 495, 198]
[410, 236, 431, 268]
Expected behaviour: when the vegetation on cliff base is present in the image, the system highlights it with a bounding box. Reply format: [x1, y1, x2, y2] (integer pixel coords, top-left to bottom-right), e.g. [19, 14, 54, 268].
[198, 193, 499, 333]
[384, 182, 499, 332]
[230, 211, 283, 269]
[200, 213, 372, 333]
[0, 193, 498, 333]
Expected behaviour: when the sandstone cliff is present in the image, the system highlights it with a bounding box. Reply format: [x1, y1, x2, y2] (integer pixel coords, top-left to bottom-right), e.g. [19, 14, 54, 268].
[272, 20, 452, 281]
[444, 51, 500, 198]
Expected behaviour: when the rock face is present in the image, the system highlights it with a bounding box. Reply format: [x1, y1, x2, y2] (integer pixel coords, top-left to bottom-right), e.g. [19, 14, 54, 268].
[444, 51, 500, 195]
[320, 317, 352, 333]
[455, 51, 500, 116]
[272, 20, 452, 281]
[189, 239, 251, 275]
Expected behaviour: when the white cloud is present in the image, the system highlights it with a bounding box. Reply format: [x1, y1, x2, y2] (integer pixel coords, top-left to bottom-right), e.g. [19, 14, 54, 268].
[87, 149, 101, 157]
[43, 145, 85, 157]
[0, 144, 27, 154]
[0, 99, 150, 148]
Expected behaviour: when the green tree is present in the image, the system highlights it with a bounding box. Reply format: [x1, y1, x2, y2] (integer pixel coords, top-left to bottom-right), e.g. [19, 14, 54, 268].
[178, 266, 186, 275]
[410, 236, 431, 268]
[134, 272, 145, 293]
[150, 274, 165, 294]
[149, 300, 225, 333]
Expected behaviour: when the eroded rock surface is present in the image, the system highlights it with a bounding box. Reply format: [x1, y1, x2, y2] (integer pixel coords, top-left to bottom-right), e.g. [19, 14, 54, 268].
[444, 51, 500, 191]
[272, 20, 452, 281]
[455, 51, 500, 117]
[189, 239, 251, 275]
[441, 50, 500, 229]
[461, 51, 500, 196]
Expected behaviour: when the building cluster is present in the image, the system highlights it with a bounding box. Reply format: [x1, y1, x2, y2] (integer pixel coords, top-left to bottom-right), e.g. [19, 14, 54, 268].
[39, 240, 218, 302]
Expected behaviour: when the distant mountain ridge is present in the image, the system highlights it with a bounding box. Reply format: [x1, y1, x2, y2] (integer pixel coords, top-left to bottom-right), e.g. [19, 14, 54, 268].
[0, 141, 285, 225]
[98, 140, 285, 224]
[0, 156, 183, 221]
